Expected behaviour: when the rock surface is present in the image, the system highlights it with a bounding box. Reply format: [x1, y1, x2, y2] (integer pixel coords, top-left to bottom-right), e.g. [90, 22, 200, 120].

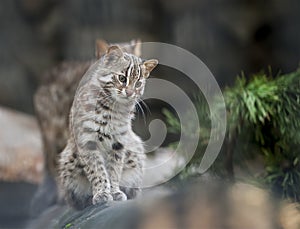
[28, 182, 300, 229]
[0, 181, 37, 229]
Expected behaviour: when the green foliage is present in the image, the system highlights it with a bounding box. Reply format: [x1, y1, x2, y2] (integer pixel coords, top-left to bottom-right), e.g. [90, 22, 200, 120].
[164, 69, 300, 201]
[263, 145, 300, 201]
[224, 73, 278, 143]
[163, 109, 181, 134]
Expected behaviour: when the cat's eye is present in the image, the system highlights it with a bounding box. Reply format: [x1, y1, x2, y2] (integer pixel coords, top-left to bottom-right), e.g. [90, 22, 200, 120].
[135, 81, 142, 88]
[119, 75, 127, 84]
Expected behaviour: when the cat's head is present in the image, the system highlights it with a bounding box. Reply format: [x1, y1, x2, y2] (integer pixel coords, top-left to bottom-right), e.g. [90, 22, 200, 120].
[99, 45, 158, 103]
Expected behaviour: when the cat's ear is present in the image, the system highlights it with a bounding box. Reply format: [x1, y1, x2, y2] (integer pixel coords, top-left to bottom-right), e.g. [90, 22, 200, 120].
[131, 39, 141, 57]
[95, 39, 109, 59]
[142, 59, 158, 78]
[104, 45, 124, 64]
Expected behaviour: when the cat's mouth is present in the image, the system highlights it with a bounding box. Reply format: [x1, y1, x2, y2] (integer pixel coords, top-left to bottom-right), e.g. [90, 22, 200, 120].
[120, 94, 136, 101]
[114, 93, 137, 103]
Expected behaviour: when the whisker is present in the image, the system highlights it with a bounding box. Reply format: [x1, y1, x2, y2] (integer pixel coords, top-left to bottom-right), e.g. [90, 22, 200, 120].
[135, 99, 147, 126]
[139, 99, 151, 115]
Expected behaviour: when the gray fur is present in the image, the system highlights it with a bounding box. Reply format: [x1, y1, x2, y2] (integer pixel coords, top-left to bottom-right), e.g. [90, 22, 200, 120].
[59, 47, 158, 209]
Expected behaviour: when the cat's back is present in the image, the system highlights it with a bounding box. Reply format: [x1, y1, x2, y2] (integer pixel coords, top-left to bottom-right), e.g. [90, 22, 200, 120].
[34, 60, 93, 174]
[35, 61, 92, 115]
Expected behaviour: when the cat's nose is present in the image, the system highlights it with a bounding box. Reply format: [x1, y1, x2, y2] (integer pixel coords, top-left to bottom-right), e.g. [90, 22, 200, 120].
[126, 89, 134, 97]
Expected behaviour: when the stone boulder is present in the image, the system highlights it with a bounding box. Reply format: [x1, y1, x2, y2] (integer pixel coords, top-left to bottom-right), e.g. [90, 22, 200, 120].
[0, 106, 43, 183]
[28, 182, 300, 229]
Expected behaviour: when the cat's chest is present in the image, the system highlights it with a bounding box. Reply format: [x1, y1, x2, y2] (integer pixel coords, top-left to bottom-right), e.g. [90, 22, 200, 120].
[95, 111, 131, 135]
[94, 111, 132, 151]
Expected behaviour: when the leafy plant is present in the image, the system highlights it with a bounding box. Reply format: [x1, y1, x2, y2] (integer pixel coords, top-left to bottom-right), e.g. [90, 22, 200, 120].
[164, 69, 300, 201]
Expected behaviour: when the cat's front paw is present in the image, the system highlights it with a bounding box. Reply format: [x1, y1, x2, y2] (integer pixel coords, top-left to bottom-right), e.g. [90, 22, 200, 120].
[92, 192, 113, 205]
[112, 190, 127, 201]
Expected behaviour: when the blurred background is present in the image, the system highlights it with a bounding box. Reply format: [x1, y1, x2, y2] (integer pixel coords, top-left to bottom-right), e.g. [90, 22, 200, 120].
[0, 0, 300, 228]
[0, 0, 299, 114]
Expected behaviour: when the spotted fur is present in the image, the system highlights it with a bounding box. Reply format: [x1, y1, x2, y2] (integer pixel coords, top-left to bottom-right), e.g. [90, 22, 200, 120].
[31, 40, 141, 215]
[34, 39, 141, 182]
[59, 46, 158, 209]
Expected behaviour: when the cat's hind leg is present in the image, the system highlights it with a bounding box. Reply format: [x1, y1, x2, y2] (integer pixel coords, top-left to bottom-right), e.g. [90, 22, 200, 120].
[59, 141, 95, 209]
[65, 189, 92, 210]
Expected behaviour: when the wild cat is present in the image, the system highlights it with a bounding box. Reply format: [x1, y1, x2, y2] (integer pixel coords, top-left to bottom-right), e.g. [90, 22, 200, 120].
[34, 39, 141, 183]
[31, 40, 141, 214]
[59, 45, 158, 209]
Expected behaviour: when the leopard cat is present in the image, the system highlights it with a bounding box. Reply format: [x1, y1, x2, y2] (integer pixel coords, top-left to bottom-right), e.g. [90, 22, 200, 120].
[58, 45, 158, 209]
[31, 39, 141, 215]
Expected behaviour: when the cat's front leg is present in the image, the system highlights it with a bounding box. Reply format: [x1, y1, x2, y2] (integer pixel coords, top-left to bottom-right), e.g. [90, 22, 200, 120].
[79, 142, 113, 205]
[121, 137, 145, 199]
[106, 141, 127, 201]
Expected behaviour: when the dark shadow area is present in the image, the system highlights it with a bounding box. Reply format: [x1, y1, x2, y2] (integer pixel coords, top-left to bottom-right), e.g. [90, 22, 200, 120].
[0, 182, 37, 228]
